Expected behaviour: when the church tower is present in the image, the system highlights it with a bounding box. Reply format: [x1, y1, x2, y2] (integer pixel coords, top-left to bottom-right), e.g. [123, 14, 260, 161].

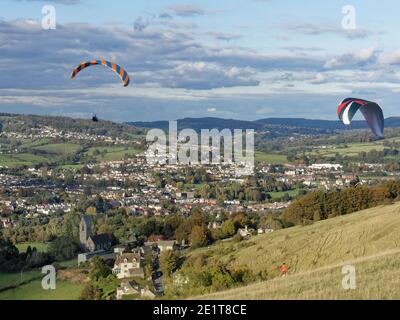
[80, 216, 92, 250]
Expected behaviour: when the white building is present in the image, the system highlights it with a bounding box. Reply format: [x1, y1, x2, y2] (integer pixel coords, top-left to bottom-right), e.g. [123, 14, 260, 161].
[309, 163, 343, 171]
[112, 253, 144, 279]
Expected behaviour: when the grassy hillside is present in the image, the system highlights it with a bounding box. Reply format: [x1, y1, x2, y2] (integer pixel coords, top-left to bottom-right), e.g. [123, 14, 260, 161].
[0, 279, 84, 300]
[307, 141, 386, 157]
[195, 250, 400, 299]
[0, 271, 42, 291]
[303, 135, 400, 162]
[255, 151, 288, 164]
[190, 202, 400, 299]
[84, 146, 142, 162]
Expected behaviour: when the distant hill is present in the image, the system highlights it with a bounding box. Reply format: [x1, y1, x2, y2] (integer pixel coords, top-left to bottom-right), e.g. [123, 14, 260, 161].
[190, 202, 400, 300]
[128, 117, 264, 131]
[128, 117, 400, 132]
[0, 112, 145, 138]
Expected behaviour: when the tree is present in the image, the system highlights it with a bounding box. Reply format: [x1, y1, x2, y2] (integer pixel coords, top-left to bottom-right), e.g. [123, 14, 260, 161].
[260, 215, 283, 230]
[144, 249, 156, 279]
[189, 225, 209, 248]
[175, 224, 189, 244]
[48, 236, 79, 261]
[199, 184, 211, 199]
[96, 274, 119, 300]
[187, 211, 207, 229]
[220, 220, 236, 239]
[164, 215, 184, 239]
[89, 256, 112, 280]
[231, 213, 248, 230]
[86, 206, 97, 216]
[80, 283, 103, 300]
[160, 250, 180, 277]
[0, 240, 21, 272]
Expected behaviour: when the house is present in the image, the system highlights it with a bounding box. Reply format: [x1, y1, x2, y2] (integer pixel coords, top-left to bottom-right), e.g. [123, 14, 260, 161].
[158, 240, 179, 252]
[145, 240, 179, 253]
[257, 227, 274, 235]
[79, 216, 112, 253]
[176, 192, 195, 200]
[208, 221, 222, 230]
[116, 281, 140, 300]
[238, 225, 254, 238]
[112, 253, 144, 279]
[309, 163, 343, 171]
[0, 218, 14, 228]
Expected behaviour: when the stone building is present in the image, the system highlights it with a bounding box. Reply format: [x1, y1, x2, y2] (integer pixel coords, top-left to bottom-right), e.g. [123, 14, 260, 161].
[112, 252, 144, 279]
[79, 215, 112, 253]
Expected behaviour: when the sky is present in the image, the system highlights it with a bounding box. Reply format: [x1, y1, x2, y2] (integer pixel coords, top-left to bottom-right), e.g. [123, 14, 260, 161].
[1, 0, 400, 122]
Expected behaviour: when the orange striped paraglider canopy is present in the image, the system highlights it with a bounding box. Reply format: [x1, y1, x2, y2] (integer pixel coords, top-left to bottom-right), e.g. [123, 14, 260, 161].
[70, 60, 130, 87]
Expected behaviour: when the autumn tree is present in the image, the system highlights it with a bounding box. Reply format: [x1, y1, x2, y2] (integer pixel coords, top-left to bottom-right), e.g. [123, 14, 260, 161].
[160, 250, 180, 277]
[220, 220, 236, 238]
[189, 225, 210, 248]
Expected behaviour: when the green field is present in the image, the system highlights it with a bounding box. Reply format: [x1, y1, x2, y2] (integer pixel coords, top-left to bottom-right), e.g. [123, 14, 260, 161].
[305, 135, 400, 158]
[255, 151, 288, 164]
[85, 146, 141, 161]
[33, 143, 82, 156]
[268, 189, 300, 200]
[0, 153, 49, 167]
[0, 251, 81, 300]
[0, 279, 84, 300]
[20, 138, 52, 148]
[189, 201, 400, 299]
[16, 242, 49, 253]
[308, 142, 385, 157]
[0, 137, 143, 168]
[0, 271, 42, 290]
[58, 164, 84, 170]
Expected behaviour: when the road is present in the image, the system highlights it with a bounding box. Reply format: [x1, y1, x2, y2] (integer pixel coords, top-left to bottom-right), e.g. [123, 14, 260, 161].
[151, 249, 165, 295]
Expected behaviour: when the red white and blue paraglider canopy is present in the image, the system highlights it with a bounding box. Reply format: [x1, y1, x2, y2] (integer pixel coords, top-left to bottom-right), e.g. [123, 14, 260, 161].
[337, 98, 384, 138]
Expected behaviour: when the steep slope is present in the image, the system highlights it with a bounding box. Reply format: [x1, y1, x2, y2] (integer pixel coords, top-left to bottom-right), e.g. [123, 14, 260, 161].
[190, 202, 400, 299]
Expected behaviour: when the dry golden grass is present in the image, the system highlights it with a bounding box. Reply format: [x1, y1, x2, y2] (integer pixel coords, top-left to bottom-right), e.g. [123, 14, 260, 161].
[57, 269, 87, 284]
[190, 202, 400, 300]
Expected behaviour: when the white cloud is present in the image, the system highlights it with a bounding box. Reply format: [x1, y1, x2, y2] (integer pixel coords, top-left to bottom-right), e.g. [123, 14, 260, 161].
[378, 50, 400, 65]
[324, 47, 378, 69]
[166, 4, 205, 17]
[287, 23, 374, 39]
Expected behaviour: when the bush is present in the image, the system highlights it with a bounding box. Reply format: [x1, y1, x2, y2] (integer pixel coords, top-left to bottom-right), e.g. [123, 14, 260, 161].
[89, 256, 112, 280]
[80, 283, 102, 300]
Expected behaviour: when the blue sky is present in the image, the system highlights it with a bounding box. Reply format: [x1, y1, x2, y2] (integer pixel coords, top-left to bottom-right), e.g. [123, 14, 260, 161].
[1, 0, 400, 122]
